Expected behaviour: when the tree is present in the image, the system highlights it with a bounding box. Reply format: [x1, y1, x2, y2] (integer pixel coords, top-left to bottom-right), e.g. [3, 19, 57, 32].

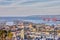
[0, 30, 7, 40]
[7, 30, 13, 40]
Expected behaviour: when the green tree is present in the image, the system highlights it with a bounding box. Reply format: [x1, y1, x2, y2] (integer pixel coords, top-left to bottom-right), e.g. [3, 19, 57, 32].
[0, 30, 7, 40]
[7, 30, 13, 40]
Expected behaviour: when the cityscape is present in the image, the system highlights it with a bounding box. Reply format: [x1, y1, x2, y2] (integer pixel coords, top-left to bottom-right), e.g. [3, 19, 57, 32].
[0, 15, 60, 40]
[0, 0, 59, 40]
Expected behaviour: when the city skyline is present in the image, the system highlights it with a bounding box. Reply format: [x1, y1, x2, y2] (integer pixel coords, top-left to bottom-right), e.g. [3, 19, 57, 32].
[0, 0, 60, 40]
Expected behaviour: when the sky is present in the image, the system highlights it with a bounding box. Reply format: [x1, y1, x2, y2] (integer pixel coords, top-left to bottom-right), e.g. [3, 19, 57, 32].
[0, 0, 60, 16]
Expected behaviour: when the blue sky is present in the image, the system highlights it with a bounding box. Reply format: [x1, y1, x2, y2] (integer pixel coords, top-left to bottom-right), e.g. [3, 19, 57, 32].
[0, 0, 60, 7]
[0, 0, 60, 25]
[0, 0, 60, 16]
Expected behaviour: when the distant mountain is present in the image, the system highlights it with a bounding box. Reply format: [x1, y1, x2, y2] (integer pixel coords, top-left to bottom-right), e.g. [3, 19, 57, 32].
[0, 15, 60, 21]
[0, 15, 43, 21]
[0, 15, 60, 25]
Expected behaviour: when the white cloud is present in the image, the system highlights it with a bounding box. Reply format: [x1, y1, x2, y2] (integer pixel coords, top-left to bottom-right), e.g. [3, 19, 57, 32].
[0, 0, 60, 16]
[0, 6, 60, 17]
[0, 0, 60, 7]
